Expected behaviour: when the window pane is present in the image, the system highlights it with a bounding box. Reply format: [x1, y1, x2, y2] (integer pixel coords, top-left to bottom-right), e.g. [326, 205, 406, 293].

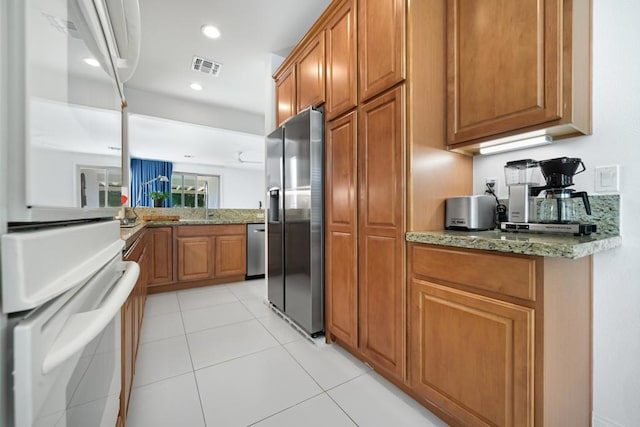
[79, 167, 121, 208]
[169, 173, 220, 209]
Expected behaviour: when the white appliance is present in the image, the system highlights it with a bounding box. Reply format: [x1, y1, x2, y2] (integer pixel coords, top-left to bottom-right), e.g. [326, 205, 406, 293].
[0, 0, 141, 426]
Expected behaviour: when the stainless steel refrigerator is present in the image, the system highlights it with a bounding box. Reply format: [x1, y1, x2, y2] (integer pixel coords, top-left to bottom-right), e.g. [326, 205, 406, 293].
[266, 108, 324, 337]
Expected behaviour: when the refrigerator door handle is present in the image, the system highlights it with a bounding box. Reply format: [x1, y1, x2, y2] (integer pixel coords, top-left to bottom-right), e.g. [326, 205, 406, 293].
[269, 188, 280, 223]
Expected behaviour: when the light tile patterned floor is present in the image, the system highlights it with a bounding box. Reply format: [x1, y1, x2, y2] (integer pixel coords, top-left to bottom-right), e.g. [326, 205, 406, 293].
[127, 279, 448, 427]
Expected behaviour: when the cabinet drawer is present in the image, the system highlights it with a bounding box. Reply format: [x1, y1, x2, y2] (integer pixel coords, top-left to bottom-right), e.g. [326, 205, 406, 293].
[177, 224, 245, 237]
[411, 244, 537, 301]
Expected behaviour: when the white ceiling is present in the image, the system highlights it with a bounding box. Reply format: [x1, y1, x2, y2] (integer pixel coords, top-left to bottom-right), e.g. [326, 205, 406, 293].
[126, 0, 332, 115]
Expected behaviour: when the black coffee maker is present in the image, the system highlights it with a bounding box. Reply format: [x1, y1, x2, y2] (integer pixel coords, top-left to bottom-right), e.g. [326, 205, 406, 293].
[532, 157, 591, 223]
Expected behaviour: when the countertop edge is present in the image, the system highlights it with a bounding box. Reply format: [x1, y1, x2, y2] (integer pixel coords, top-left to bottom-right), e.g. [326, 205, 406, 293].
[406, 231, 622, 259]
[120, 220, 264, 249]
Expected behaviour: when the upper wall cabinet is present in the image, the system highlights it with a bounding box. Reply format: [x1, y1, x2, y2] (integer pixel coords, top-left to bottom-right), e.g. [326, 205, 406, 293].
[447, 0, 592, 151]
[275, 65, 296, 127]
[297, 32, 326, 112]
[358, 0, 406, 102]
[275, 32, 327, 127]
[326, 0, 357, 120]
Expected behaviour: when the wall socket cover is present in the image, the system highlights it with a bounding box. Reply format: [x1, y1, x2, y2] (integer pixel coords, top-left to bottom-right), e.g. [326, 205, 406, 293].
[595, 165, 620, 193]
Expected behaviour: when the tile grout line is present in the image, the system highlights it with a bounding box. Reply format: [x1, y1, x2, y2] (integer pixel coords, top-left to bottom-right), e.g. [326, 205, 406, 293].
[244, 391, 327, 427]
[325, 391, 361, 427]
[176, 290, 209, 427]
[191, 342, 282, 373]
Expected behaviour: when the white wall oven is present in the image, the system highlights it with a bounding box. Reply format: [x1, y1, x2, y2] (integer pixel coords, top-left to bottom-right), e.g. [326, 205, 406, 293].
[1, 0, 141, 426]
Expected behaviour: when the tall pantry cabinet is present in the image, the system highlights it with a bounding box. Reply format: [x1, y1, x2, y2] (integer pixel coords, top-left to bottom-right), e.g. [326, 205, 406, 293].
[324, 0, 472, 384]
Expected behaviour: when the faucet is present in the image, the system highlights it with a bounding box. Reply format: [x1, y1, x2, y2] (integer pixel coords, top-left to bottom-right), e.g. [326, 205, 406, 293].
[203, 181, 209, 219]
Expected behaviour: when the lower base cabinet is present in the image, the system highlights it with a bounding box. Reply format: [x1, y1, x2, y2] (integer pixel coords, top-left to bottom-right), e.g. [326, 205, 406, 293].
[410, 278, 534, 426]
[120, 230, 149, 426]
[408, 243, 592, 426]
[151, 224, 247, 293]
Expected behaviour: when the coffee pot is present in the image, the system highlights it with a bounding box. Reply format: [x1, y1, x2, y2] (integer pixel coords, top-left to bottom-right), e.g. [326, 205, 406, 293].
[538, 188, 591, 223]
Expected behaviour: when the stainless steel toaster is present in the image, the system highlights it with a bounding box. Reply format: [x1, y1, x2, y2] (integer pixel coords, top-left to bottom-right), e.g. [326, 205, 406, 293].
[445, 195, 495, 231]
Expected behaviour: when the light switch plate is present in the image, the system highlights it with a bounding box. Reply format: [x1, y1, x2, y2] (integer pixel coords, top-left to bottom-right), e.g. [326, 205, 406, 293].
[595, 165, 620, 193]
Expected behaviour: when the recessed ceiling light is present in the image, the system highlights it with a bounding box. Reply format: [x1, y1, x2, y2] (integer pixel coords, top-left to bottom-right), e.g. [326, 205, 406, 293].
[83, 58, 100, 67]
[184, 154, 194, 158]
[201, 24, 221, 39]
[190, 83, 203, 91]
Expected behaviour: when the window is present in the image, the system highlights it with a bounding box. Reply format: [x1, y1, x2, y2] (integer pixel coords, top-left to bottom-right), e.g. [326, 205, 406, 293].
[79, 167, 122, 208]
[171, 173, 220, 208]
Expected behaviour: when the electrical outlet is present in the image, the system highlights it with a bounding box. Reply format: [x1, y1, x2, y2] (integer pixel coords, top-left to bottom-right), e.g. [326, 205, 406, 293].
[485, 177, 498, 192]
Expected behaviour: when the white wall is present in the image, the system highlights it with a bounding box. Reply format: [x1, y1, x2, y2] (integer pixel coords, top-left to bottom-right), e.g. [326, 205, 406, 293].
[472, 1, 640, 424]
[31, 148, 120, 207]
[173, 162, 264, 209]
[124, 87, 265, 136]
[264, 54, 285, 134]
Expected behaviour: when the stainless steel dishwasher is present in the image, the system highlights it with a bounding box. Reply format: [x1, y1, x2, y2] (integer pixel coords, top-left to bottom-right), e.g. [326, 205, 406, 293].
[246, 223, 265, 279]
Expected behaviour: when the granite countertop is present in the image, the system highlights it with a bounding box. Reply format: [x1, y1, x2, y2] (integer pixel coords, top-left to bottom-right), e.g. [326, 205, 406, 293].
[406, 229, 622, 259]
[120, 218, 264, 250]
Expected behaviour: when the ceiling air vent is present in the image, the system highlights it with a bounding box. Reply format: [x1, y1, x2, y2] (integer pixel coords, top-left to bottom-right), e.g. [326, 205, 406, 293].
[191, 56, 222, 77]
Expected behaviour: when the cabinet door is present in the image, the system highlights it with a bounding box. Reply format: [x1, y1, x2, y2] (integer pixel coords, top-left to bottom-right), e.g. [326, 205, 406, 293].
[276, 65, 296, 126]
[177, 237, 214, 281]
[325, 111, 358, 348]
[326, 0, 357, 120]
[358, 85, 406, 381]
[409, 278, 534, 426]
[297, 32, 325, 111]
[149, 227, 173, 286]
[136, 248, 149, 343]
[447, 0, 561, 145]
[120, 294, 134, 421]
[215, 234, 247, 278]
[358, 0, 406, 102]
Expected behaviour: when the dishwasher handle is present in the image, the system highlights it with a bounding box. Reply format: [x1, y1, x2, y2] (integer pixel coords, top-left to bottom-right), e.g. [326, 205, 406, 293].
[42, 261, 139, 374]
[253, 228, 265, 233]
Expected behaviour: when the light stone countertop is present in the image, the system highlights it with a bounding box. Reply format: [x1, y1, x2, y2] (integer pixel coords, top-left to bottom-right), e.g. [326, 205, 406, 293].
[406, 229, 622, 259]
[120, 218, 264, 251]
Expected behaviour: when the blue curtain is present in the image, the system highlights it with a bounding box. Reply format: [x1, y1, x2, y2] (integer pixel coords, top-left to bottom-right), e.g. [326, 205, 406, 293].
[130, 158, 173, 207]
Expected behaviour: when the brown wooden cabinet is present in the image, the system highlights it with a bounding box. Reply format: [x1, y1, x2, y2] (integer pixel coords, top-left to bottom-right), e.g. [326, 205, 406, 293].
[358, 0, 406, 102]
[325, 111, 358, 349]
[410, 278, 534, 426]
[409, 243, 592, 426]
[447, 0, 591, 150]
[358, 85, 406, 381]
[177, 236, 213, 281]
[275, 32, 326, 127]
[325, 0, 357, 120]
[215, 234, 247, 277]
[120, 230, 149, 426]
[174, 224, 247, 285]
[148, 227, 173, 286]
[275, 65, 296, 126]
[296, 32, 326, 112]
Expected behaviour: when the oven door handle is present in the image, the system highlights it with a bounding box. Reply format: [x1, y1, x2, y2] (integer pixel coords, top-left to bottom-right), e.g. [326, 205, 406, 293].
[42, 261, 139, 375]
